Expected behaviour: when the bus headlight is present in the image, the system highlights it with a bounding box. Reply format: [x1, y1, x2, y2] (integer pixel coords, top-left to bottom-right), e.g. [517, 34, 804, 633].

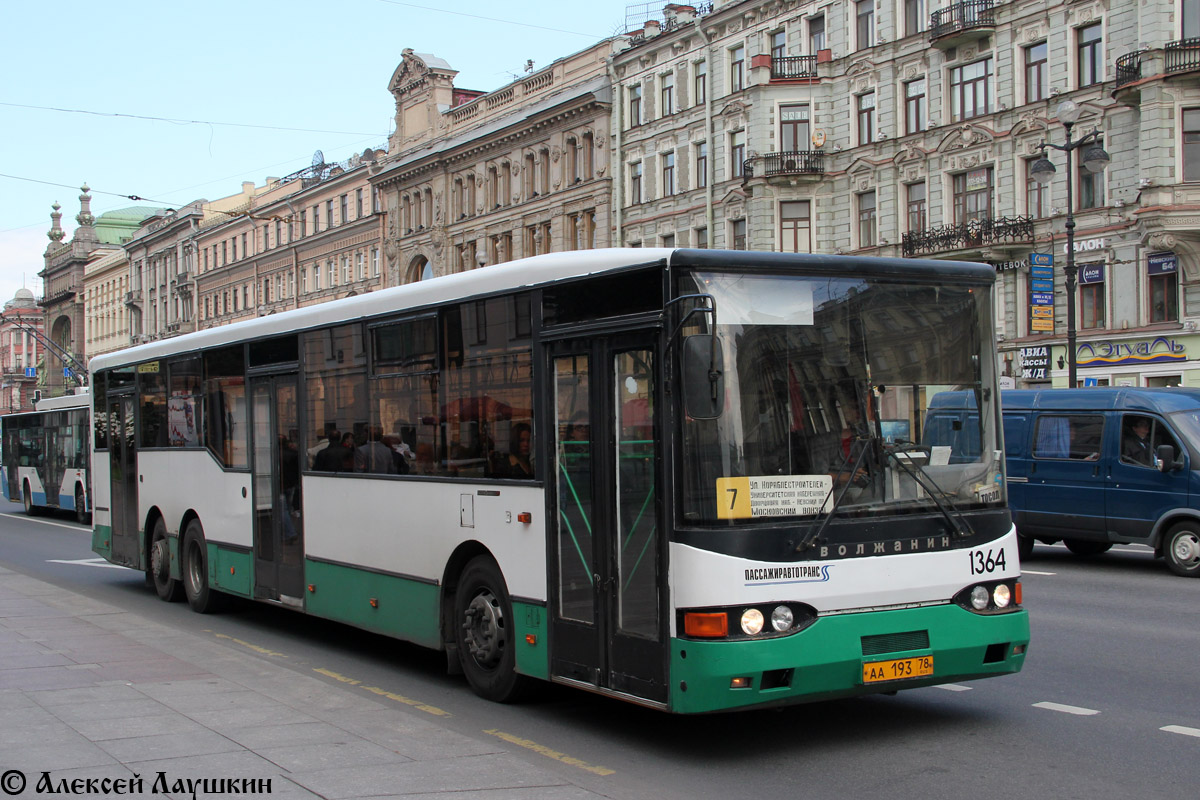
[993, 583, 1011, 608]
[953, 580, 1021, 614]
[771, 605, 794, 632]
[740, 608, 765, 635]
[970, 585, 990, 610]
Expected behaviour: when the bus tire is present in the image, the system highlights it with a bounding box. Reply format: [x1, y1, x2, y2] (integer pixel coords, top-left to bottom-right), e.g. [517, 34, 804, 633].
[22, 481, 37, 516]
[1163, 522, 1200, 577]
[182, 520, 226, 613]
[1064, 539, 1112, 557]
[454, 556, 529, 703]
[75, 485, 89, 525]
[148, 517, 182, 602]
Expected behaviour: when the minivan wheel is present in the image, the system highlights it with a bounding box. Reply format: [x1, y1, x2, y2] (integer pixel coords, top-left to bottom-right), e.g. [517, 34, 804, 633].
[1163, 523, 1200, 577]
[1017, 535, 1034, 561]
[1064, 539, 1112, 556]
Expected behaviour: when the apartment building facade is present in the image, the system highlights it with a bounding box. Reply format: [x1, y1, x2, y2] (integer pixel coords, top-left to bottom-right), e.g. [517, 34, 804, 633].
[611, 0, 1200, 388]
[0, 288, 43, 413]
[371, 45, 613, 283]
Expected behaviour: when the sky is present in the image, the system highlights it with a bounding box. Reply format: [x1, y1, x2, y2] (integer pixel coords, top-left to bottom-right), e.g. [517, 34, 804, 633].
[0, 0, 646, 306]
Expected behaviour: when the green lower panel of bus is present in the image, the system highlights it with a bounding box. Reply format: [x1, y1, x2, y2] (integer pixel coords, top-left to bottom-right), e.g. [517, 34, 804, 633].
[209, 545, 253, 597]
[303, 559, 443, 650]
[92, 524, 112, 560]
[511, 600, 549, 681]
[668, 604, 1030, 714]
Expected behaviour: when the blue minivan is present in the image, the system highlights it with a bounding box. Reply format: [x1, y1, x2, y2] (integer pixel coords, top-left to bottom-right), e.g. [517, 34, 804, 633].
[1001, 388, 1200, 576]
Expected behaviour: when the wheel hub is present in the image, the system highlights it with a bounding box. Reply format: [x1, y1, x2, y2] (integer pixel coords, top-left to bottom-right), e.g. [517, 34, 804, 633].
[1172, 532, 1200, 566]
[151, 538, 170, 580]
[462, 590, 504, 668]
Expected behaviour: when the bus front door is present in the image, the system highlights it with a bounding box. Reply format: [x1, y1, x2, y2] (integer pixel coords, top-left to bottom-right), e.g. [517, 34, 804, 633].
[549, 336, 666, 703]
[108, 395, 140, 568]
[250, 374, 304, 604]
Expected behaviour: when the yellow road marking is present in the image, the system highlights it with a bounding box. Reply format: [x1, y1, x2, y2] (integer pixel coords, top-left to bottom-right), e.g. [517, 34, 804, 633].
[314, 668, 450, 716]
[484, 729, 615, 776]
[207, 631, 288, 657]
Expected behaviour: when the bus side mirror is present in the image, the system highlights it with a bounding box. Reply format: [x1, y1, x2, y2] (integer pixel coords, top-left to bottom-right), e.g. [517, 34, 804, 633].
[682, 335, 724, 420]
[1156, 444, 1183, 472]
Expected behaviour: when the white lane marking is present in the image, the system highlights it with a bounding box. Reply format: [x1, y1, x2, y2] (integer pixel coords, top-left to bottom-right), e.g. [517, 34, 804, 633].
[1021, 569, 1056, 575]
[5, 514, 87, 531]
[47, 558, 129, 570]
[934, 684, 972, 692]
[1033, 701, 1100, 716]
[1162, 725, 1200, 738]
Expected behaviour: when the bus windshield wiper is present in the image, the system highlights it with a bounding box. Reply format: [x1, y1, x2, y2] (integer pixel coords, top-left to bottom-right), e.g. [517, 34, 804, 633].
[795, 436, 875, 554]
[883, 442, 975, 539]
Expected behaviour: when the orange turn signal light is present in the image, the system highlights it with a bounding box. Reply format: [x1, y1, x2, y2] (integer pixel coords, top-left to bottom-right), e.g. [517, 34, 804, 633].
[517, 512, 532, 524]
[683, 612, 728, 638]
[1014, 581, 1022, 606]
[525, 634, 537, 645]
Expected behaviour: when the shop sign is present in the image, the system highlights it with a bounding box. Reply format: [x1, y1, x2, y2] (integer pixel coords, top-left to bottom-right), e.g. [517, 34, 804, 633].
[1077, 336, 1187, 367]
[1019, 346, 1050, 380]
[1079, 263, 1105, 284]
[991, 259, 1027, 272]
[1148, 252, 1177, 275]
[1062, 237, 1108, 254]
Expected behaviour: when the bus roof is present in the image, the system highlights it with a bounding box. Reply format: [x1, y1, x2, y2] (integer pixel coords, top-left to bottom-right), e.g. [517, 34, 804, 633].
[34, 390, 90, 411]
[88, 248, 996, 373]
[1002, 387, 1200, 414]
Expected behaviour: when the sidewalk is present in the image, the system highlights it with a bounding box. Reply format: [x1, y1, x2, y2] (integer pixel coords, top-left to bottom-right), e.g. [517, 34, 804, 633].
[0, 566, 608, 799]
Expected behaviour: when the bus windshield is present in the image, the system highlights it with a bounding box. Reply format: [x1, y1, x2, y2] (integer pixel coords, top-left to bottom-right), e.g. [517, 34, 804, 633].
[678, 270, 1002, 524]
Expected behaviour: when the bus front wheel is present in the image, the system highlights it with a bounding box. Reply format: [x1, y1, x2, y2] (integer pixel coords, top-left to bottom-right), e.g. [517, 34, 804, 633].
[1164, 523, 1200, 577]
[454, 556, 529, 703]
[182, 520, 225, 613]
[148, 518, 182, 602]
[22, 481, 37, 516]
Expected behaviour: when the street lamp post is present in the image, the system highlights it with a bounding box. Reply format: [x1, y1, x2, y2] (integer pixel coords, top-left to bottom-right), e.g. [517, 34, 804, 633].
[1030, 100, 1111, 388]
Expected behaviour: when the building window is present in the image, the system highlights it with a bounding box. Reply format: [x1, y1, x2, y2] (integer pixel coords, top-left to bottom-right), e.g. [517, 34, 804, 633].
[662, 233, 676, 249]
[629, 84, 642, 126]
[630, 162, 643, 204]
[771, 30, 786, 61]
[299, 210, 307, 237]
[950, 57, 992, 121]
[1079, 264, 1105, 329]
[904, 78, 926, 134]
[661, 72, 675, 116]
[1187, 0, 1200, 38]
[809, 14, 825, 53]
[695, 227, 708, 249]
[907, 183, 927, 232]
[1149, 255, 1180, 322]
[904, 0, 926, 38]
[1077, 141, 1104, 209]
[1026, 159, 1049, 218]
[326, 200, 334, 228]
[1185, 109, 1200, 182]
[662, 152, 675, 196]
[694, 60, 707, 106]
[954, 168, 994, 225]
[340, 195, 348, 224]
[856, 0, 874, 49]
[730, 130, 746, 178]
[314, 264, 321, 290]
[780, 201, 811, 253]
[731, 219, 747, 250]
[1078, 23, 1103, 88]
[857, 92, 876, 145]
[695, 141, 708, 188]
[356, 189, 364, 218]
[780, 104, 811, 151]
[857, 192, 877, 247]
[1025, 42, 1048, 104]
[730, 45, 745, 92]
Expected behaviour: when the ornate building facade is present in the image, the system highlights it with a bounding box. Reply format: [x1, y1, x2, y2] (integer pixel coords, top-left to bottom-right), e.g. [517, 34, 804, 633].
[0, 288, 43, 414]
[370, 44, 613, 284]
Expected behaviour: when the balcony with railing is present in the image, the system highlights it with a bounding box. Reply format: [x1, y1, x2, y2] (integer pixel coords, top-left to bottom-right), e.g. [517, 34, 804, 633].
[930, 0, 996, 49]
[744, 151, 826, 182]
[771, 55, 818, 80]
[902, 216, 1033, 257]
[1115, 51, 1143, 90]
[1166, 38, 1200, 75]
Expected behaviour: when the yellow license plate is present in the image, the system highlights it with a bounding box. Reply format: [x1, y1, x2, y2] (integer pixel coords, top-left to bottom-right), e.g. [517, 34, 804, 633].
[862, 655, 934, 684]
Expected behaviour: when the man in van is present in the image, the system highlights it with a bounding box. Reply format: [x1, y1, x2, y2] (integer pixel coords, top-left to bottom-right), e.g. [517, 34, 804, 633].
[1122, 417, 1154, 466]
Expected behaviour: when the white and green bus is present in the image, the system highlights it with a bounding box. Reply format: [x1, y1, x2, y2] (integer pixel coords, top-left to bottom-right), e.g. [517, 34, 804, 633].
[90, 248, 1028, 713]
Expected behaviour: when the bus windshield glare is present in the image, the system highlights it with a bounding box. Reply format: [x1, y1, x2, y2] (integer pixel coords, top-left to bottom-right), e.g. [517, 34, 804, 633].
[678, 270, 1002, 523]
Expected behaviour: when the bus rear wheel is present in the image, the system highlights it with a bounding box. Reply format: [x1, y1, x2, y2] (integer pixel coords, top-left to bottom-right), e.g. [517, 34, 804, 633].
[148, 518, 182, 602]
[182, 520, 226, 613]
[1164, 523, 1200, 577]
[22, 481, 37, 516]
[1064, 539, 1112, 557]
[454, 556, 529, 703]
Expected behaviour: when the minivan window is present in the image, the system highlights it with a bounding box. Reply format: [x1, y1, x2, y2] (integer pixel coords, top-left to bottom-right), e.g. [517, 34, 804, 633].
[1120, 414, 1181, 468]
[1032, 414, 1103, 460]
